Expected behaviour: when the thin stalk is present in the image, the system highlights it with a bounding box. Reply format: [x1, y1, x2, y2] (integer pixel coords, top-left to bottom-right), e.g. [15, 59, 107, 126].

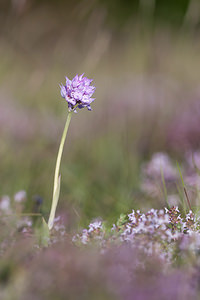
[184, 187, 192, 211]
[48, 111, 72, 229]
[53, 112, 72, 196]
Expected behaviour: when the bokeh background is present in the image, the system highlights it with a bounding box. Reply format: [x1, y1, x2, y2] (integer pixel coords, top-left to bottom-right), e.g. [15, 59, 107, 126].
[1, 0, 200, 228]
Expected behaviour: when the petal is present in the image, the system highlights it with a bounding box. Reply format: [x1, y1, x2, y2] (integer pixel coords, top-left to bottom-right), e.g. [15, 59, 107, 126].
[87, 105, 92, 111]
[85, 78, 93, 86]
[65, 77, 72, 89]
[68, 103, 73, 111]
[89, 98, 95, 103]
[72, 74, 79, 88]
[60, 84, 67, 98]
[78, 104, 85, 109]
[79, 73, 84, 81]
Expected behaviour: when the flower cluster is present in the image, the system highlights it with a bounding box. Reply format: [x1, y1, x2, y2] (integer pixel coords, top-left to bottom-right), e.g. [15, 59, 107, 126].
[60, 74, 95, 112]
[73, 207, 200, 263]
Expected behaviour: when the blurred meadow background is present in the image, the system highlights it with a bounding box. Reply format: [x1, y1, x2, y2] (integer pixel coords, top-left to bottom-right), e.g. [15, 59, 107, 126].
[1, 0, 200, 228]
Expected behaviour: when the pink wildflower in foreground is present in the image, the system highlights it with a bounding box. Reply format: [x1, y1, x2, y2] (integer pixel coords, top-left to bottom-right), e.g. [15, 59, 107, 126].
[60, 74, 95, 112]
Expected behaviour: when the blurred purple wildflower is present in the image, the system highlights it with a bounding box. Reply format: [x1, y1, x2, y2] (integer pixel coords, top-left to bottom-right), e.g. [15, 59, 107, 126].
[167, 99, 200, 151]
[60, 74, 95, 112]
[140, 152, 178, 197]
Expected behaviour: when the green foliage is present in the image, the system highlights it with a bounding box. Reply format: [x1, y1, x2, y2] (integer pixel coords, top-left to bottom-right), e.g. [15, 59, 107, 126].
[35, 217, 50, 247]
[155, 0, 190, 26]
[116, 214, 129, 231]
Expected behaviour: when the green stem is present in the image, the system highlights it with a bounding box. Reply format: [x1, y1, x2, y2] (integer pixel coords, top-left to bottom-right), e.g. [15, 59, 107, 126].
[53, 112, 72, 196]
[48, 111, 72, 229]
